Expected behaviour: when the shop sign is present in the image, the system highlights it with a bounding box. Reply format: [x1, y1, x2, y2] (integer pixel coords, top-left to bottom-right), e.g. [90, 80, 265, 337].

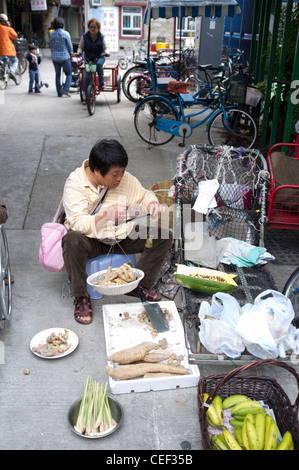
[30, 0, 47, 10]
[90, 7, 119, 52]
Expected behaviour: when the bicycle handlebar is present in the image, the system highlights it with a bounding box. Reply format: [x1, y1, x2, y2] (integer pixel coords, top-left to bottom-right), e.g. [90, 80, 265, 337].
[273, 78, 291, 86]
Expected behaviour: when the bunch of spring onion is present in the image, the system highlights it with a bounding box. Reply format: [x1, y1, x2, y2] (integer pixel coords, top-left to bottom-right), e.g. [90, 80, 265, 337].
[74, 377, 117, 436]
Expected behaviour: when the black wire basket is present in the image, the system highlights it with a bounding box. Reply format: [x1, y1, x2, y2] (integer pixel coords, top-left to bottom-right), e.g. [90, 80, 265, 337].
[225, 73, 250, 105]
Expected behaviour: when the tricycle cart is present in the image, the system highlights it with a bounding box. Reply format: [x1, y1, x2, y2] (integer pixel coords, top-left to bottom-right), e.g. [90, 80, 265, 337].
[103, 64, 122, 102]
[79, 61, 121, 115]
[143, 0, 241, 91]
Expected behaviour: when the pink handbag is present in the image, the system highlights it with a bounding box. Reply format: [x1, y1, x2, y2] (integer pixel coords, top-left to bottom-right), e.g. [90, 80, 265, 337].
[39, 198, 67, 272]
[39, 188, 108, 272]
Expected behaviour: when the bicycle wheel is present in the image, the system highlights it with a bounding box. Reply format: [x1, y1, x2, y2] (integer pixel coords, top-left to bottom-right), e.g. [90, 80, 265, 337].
[0, 227, 12, 329]
[207, 107, 257, 149]
[0, 77, 7, 90]
[134, 95, 178, 146]
[282, 267, 299, 325]
[86, 83, 96, 115]
[116, 74, 121, 103]
[79, 72, 84, 102]
[122, 65, 147, 100]
[127, 74, 152, 103]
[15, 67, 22, 85]
[118, 58, 128, 70]
[18, 53, 27, 74]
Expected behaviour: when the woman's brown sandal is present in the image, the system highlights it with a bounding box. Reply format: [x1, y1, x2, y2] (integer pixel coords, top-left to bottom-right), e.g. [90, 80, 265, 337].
[74, 296, 92, 324]
[126, 286, 162, 301]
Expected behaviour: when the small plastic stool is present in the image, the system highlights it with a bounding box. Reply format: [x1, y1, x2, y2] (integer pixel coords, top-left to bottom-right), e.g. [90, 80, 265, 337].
[86, 253, 136, 299]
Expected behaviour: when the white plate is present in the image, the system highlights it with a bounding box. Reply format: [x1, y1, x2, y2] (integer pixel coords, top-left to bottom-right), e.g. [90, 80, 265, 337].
[30, 328, 79, 359]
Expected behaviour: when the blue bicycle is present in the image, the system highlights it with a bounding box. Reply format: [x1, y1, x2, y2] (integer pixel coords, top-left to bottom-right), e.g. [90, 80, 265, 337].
[133, 73, 258, 148]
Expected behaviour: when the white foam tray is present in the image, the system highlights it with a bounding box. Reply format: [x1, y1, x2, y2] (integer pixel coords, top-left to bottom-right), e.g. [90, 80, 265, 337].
[102, 301, 200, 394]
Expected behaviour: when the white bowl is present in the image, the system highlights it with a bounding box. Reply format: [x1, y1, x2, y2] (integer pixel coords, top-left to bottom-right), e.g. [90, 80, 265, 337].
[87, 268, 144, 296]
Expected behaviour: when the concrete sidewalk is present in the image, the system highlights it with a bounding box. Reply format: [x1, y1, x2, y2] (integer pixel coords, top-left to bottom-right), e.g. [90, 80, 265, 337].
[0, 49, 298, 451]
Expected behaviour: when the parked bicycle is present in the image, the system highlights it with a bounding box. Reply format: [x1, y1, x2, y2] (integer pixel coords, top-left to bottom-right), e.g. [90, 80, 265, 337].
[121, 48, 189, 101]
[133, 71, 258, 148]
[0, 56, 22, 90]
[123, 47, 221, 103]
[13, 37, 28, 74]
[0, 225, 12, 330]
[221, 48, 246, 78]
[118, 41, 147, 70]
[126, 61, 223, 104]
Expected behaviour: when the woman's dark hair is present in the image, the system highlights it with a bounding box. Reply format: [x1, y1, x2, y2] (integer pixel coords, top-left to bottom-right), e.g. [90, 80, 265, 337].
[89, 139, 128, 176]
[53, 17, 64, 30]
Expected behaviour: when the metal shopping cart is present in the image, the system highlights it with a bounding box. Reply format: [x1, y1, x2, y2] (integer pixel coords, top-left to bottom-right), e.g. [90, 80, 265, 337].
[173, 145, 279, 365]
[174, 144, 269, 253]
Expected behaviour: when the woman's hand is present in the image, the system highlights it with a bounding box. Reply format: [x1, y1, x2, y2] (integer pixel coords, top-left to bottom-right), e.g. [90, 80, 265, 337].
[147, 201, 165, 218]
[95, 204, 127, 227]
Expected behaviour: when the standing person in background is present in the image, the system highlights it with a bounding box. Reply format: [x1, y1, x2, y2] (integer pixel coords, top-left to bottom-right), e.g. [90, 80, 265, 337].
[77, 18, 110, 104]
[0, 13, 18, 83]
[26, 44, 42, 94]
[49, 16, 73, 98]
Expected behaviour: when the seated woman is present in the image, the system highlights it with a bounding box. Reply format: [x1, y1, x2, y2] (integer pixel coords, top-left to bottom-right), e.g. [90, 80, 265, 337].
[62, 139, 173, 325]
[78, 18, 110, 103]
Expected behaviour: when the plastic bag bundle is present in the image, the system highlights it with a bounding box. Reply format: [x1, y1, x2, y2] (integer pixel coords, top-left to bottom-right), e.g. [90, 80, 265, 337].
[198, 293, 245, 359]
[236, 290, 295, 359]
[198, 290, 296, 360]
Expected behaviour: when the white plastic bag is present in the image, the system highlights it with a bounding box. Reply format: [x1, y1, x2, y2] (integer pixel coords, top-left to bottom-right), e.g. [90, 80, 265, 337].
[235, 290, 295, 359]
[198, 293, 245, 359]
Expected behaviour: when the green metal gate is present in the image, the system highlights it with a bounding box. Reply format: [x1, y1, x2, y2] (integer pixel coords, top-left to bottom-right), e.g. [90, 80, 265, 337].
[249, 0, 299, 148]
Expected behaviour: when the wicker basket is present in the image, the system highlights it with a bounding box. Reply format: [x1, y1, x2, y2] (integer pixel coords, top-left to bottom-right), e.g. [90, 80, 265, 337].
[197, 360, 299, 450]
[150, 180, 175, 207]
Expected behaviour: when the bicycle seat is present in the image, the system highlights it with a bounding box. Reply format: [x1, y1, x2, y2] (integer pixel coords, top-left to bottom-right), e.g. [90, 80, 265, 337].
[167, 80, 189, 94]
[198, 64, 214, 70]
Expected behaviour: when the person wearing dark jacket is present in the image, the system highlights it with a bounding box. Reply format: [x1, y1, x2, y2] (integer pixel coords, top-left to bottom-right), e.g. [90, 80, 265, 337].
[26, 44, 42, 94]
[77, 18, 110, 103]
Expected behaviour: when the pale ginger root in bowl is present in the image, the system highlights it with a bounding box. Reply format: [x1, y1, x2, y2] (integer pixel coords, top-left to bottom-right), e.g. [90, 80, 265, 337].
[94, 263, 136, 286]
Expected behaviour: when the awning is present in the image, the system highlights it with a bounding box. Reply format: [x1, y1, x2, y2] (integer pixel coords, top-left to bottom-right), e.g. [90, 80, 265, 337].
[144, 0, 241, 23]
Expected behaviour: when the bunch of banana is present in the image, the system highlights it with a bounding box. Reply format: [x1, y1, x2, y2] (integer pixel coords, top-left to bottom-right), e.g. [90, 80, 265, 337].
[206, 395, 224, 430]
[230, 398, 266, 421]
[222, 394, 251, 410]
[211, 430, 242, 450]
[208, 394, 295, 450]
[232, 413, 294, 450]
